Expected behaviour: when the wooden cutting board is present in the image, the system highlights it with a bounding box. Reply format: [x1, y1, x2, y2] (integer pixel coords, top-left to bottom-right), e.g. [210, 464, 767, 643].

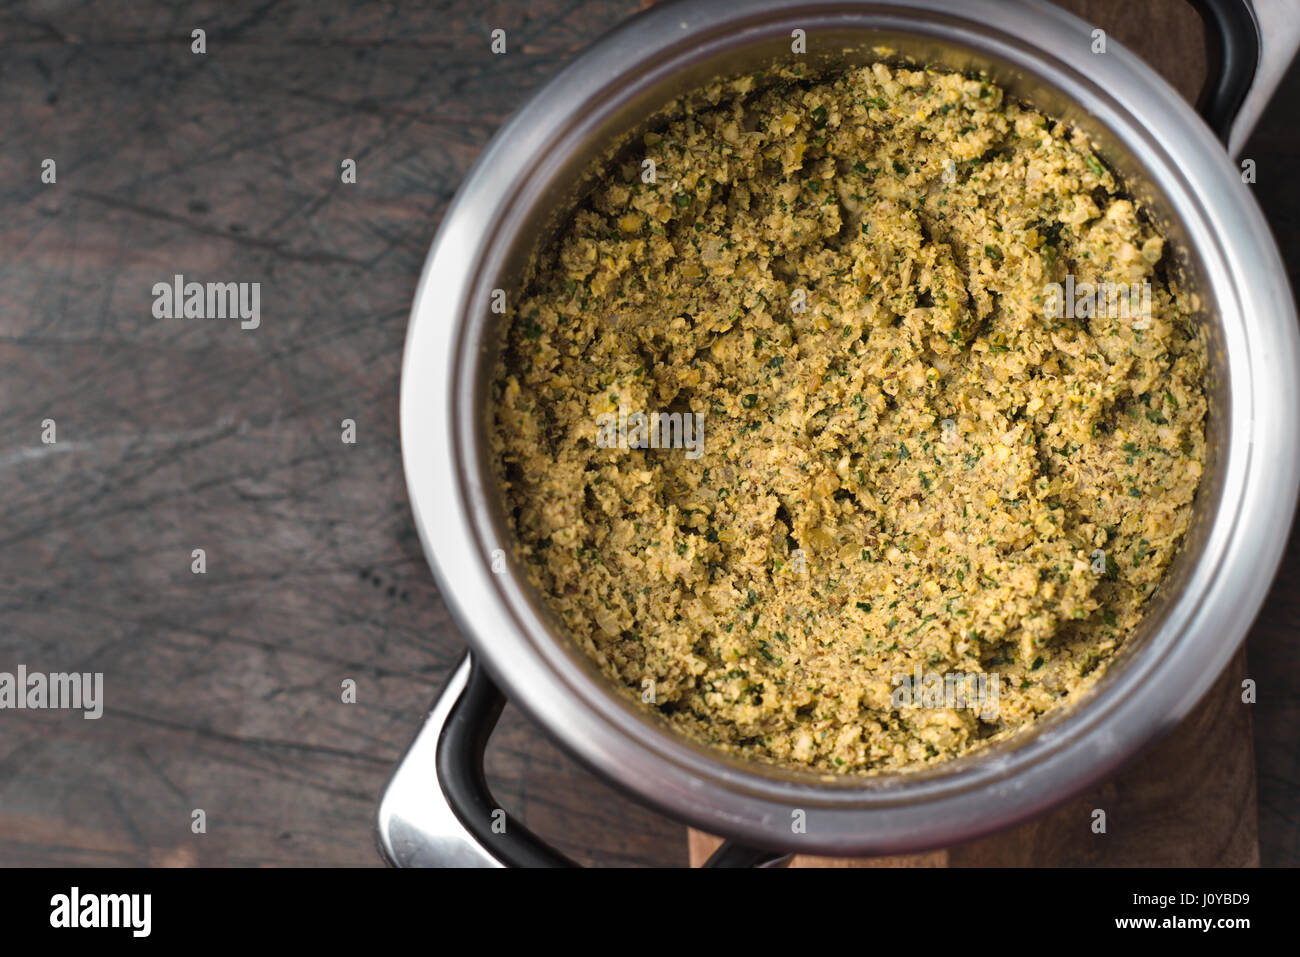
[690, 650, 1258, 866]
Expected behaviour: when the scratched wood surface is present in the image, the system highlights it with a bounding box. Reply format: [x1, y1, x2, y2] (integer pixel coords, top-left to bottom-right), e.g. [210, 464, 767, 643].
[0, 0, 1295, 868]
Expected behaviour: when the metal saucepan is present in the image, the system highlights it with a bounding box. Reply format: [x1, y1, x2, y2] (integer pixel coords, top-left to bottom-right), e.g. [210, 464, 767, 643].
[380, 0, 1300, 867]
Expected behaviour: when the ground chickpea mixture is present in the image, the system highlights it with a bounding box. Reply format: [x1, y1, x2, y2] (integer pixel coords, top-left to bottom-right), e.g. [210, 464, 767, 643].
[491, 62, 1207, 773]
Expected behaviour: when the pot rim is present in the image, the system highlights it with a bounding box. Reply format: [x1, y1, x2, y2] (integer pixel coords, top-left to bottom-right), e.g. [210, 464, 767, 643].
[400, 0, 1300, 854]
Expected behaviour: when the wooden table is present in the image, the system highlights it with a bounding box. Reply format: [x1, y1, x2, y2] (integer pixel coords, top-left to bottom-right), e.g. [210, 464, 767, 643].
[0, 0, 1296, 867]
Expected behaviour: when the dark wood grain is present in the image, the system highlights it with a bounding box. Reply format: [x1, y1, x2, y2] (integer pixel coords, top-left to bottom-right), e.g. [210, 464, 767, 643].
[0, 0, 683, 868]
[0, 0, 1294, 868]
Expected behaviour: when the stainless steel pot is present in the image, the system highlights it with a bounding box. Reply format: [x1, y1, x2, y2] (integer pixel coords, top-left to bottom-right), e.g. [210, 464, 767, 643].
[380, 0, 1300, 866]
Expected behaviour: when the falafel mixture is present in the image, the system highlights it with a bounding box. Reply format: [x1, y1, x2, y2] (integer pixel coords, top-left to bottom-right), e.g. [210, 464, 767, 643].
[491, 62, 1207, 773]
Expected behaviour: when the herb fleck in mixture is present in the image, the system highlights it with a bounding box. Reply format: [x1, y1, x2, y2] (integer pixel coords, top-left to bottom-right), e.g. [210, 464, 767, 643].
[492, 63, 1207, 773]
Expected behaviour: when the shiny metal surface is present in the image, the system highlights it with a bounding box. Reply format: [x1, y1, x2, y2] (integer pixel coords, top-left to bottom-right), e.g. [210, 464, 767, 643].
[375, 656, 503, 867]
[1229, 0, 1300, 157]
[398, 0, 1300, 856]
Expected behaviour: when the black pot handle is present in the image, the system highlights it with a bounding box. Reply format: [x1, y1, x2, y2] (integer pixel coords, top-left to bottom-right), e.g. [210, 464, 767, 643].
[377, 651, 788, 867]
[434, 654, 579, 867]
[376, 653, 566, 867]
[703, 841, 793, 868]
[1187, 0, 1261, 142]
